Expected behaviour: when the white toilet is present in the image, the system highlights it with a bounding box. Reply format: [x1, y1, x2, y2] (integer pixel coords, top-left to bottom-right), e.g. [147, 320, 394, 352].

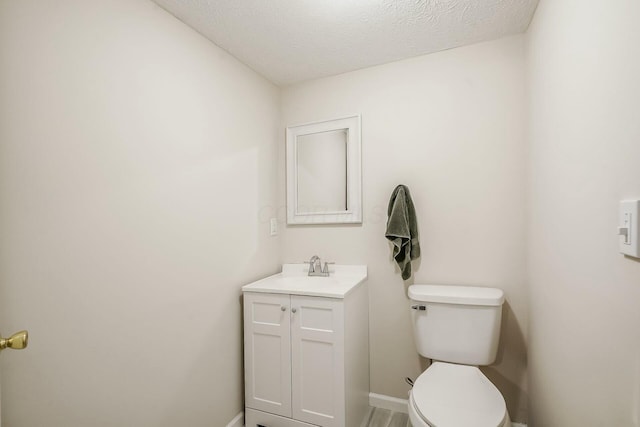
[408, 284, 511, 427]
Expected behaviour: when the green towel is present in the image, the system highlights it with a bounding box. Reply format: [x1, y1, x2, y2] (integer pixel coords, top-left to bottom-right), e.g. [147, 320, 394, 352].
[385, 185, 420, 280]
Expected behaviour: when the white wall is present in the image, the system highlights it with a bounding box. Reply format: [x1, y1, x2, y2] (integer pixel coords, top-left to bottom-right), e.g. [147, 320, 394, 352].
[281, 36, 529, 422]
[527, 0, 640, 425]
[15, 1, 640, 424]
[0, 1, 280, 426]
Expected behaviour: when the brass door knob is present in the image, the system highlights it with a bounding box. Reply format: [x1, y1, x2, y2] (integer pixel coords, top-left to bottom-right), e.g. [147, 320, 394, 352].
[0, 330, 28, 351]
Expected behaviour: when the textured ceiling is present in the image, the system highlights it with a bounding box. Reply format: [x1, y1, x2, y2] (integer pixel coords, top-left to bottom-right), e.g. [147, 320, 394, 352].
[152, 0, 539, 86]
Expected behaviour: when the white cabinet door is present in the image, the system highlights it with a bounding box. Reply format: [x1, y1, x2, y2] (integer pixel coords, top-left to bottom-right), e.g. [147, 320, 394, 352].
[290, 296, 344, 427]
[244, 293, 292, 417]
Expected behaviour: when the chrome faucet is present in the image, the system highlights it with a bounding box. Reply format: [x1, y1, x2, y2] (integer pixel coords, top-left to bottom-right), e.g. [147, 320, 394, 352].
[307, 255, 332, 277]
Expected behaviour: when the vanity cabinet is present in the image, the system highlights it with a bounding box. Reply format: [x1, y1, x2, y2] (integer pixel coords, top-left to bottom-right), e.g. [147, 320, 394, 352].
[242, 264, 369, 427]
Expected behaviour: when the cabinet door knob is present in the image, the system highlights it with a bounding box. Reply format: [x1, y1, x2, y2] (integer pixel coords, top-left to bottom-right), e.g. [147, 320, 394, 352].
[291, 308, 297, 313]
[281, 306, 286, 312]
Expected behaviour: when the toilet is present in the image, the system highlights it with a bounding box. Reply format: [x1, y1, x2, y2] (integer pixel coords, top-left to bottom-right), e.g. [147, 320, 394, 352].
[408, 284, 511, 427]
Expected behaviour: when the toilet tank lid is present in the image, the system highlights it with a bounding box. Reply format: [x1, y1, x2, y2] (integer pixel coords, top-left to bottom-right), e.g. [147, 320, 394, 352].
[409, 285, 504, 306]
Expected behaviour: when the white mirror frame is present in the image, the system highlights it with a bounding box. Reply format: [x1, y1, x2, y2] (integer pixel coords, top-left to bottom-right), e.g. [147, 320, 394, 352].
[286, 115, 362, 225]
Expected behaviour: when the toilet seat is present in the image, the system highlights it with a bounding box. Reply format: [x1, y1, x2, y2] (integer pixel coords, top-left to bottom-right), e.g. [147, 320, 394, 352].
[411, 362, 507, 427]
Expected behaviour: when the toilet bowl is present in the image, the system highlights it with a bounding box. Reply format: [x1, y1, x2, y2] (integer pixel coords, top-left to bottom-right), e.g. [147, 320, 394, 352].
[407, 362, 510, 427]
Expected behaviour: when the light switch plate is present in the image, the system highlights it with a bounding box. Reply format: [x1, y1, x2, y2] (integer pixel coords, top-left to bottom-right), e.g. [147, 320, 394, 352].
[619, 200, 640, 258]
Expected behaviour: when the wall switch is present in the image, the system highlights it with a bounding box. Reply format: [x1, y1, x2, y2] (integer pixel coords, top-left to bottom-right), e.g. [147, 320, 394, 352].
[619, 200, 640, 258]
[269, 218, 278, 236]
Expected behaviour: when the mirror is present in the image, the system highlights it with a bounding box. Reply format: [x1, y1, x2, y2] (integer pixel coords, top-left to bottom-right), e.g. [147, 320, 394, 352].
[286, 115, 362, 224]
[296, 129, 347, 213]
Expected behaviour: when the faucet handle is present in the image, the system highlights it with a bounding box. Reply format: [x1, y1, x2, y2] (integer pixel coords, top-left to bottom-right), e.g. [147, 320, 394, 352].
[321, 262, 335, 274]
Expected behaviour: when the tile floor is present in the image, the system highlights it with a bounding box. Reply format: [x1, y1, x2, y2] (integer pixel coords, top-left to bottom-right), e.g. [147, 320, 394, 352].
[363, 407, 411, 427]
[363, 407, 528, 427]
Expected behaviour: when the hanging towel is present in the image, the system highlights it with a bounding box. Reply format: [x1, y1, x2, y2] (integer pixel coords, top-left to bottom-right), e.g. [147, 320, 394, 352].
[385, 185, 420, 280]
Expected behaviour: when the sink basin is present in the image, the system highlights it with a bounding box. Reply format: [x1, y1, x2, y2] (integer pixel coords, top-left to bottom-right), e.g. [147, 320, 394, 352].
[242, 264, 367, 299]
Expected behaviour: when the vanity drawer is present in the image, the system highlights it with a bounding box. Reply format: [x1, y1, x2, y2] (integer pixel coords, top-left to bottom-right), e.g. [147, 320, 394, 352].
[245, 408, 318, 427]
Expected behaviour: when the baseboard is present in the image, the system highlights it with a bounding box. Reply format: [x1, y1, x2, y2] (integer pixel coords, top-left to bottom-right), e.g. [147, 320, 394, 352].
[369, 392, 409, 414]
[225, 411, 244, 427]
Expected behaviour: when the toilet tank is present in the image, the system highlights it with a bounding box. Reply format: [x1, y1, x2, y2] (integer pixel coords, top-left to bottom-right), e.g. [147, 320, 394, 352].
[408, 285, 505, 366]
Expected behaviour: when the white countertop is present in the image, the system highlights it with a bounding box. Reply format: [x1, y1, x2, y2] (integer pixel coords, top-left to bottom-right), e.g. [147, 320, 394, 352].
[242, 264, 368, 299]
